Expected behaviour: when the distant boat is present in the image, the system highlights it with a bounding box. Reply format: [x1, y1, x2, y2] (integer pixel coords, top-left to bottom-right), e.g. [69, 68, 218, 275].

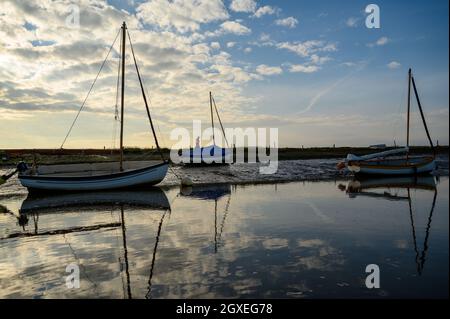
[338, 69, 436, 175]
[180, 92, 232, 165]
[17, 22, 168, 192]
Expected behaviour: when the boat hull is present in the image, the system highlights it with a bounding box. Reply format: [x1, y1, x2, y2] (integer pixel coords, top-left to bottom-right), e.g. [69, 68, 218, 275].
[180, 146, 232, 165]
[347, 157, 436, 176]
[20, 188, 170, 213]
[18, 162, 169, 192]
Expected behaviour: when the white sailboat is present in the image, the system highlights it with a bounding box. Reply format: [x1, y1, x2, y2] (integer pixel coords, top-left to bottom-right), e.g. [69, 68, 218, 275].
[180, 92, 232, 165]
[338, 69, 436, 175]
[18, 22, 169, 192]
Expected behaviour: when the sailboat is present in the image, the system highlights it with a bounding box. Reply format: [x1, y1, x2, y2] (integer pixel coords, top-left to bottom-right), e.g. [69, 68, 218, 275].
[180, 92, 232, 165]
[17, 22, 169, 192]
[337, 69, 436, 175]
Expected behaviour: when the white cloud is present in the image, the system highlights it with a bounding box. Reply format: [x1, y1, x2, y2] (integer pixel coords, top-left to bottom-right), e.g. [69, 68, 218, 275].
[244, 47, 252, 53]
[341, 62, 357, 67]
[387, 61, 401, 69]
[276, 40, 337, 57]
[136, 0, 229, 33]
[368, 36, 390, 47]
[275, 17, 298, 28]
[256, 64, 283, 76]
[310, 54, 331, 65]
[254, 6, 277, 18]
[215, 20, 251, 36]
[226, 42, 236, 48]
[210, 41, 221, 50]
[230, 0, 257, 13]
[259, 33, 271, 42]
[289, 64, 320, 73]
[345, 17, 359, 27]
[0, 0, 264, 149]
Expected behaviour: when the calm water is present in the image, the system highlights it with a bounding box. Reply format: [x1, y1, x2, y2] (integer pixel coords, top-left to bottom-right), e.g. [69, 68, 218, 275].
[0, 177, 448, 299]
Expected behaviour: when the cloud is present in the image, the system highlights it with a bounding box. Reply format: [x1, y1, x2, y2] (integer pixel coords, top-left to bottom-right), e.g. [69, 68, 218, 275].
[289, 64, 320, 73]
[345, 17, 359, 28]
[0, 0, 262, 143]
[208, 20, 251, 36]
[210, 42, 221, 50]
[136, 0, 229, 33]
[276, 40, 337, 57]
[297, 74, 353, 114]
[244, 47, 252, 53]
[275, 17, 298, 28]
[341, 62, 357, 67]
[367, 36, 390, 47]
[226, 42, 236, 48]
[256, 64, 283, 76]
[254, 6, 277, 18]
[229, 0, 257, 13]
[387, 61, 401, 69]
[259, 33, 271, 42]
[310, 54, 331, 65]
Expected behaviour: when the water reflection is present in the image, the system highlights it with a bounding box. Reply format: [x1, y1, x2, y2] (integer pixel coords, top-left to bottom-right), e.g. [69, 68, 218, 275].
[0, 179, 448, 298]
[180, 184, 232, 253]
[338, 176, 438, 276]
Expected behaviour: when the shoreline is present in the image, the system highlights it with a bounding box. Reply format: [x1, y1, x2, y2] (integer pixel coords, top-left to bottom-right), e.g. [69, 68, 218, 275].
[1, 156, 448, 198]
[0, 146, 448, 168]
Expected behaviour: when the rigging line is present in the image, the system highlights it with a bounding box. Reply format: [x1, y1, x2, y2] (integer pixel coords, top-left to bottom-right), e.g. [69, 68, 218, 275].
[407, 188, 421, 275]
[126, 29, 165, 162]
[111, 32, 122, 151]
[140, 70, 168, 150]
[62, 233, 100, 293]
[120, 205, 132, 299]
[145, 209, 168, 299]
[214, 199, 218, 253]
[419, 188, 437, 274]
[111, 207, 126, 298]
[210, 92, 216, 145]
[218, 193, 232, 242]
[411, 75, 435, 155]
[211, 95, 229, 148]
[60, 29, 121, 149]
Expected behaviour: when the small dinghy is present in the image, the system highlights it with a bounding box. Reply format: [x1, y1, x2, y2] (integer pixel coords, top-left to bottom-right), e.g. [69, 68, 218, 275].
[338, 69, 436, 176]
[18, 22, 169, 192]
[180, 92, 232, 165]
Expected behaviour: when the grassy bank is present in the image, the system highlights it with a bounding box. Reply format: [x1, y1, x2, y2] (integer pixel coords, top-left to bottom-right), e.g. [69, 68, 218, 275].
[0, 146, 448, 167]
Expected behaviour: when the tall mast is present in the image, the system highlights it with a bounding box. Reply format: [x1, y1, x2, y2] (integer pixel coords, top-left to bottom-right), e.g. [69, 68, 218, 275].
[411, 74, 435, 157]
[406, 68, 412, 156]
[119, 22, 126, 171]
[210, 91, 216, 145]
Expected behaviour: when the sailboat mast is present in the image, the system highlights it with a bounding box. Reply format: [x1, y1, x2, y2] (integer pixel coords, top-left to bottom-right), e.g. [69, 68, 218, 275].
[119, 22, 126, 172]
[411, 74, 436, 157]
[210, 91, 215, 145]
[406, 68, 412, 159]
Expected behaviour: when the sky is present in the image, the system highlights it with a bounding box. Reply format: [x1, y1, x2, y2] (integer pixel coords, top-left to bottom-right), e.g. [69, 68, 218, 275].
[0, 0, 448, 149]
